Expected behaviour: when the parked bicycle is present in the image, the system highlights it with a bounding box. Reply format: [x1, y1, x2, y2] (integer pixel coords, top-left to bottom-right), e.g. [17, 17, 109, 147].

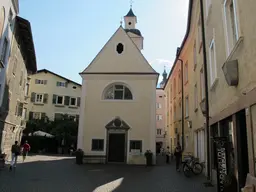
[182, 153, 203, 177]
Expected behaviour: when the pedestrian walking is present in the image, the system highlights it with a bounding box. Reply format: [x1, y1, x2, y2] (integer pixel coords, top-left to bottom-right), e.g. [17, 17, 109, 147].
[22, 140, 31, 162]
[174, 142, 182, 171]
[166, 146, 170, 164]
[10, 141, 20, 171]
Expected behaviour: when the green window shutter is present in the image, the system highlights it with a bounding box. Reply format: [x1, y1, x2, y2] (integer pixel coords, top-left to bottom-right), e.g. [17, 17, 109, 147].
[64, 96, 70, 105]
[77, 97, 81, 107]
[41, 113, 46, 120]
[29, 112, 33, 120]
[43, 94, 48, 103]
[52, 94, 57, 104]
[31, 92, 36, 102]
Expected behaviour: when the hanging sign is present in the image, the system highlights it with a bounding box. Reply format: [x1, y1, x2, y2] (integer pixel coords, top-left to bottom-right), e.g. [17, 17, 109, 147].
[213, 137, 228, 192]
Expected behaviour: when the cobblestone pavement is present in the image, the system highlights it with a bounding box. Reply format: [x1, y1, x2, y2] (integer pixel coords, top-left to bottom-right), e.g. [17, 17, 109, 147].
[0, 155, 216, 192]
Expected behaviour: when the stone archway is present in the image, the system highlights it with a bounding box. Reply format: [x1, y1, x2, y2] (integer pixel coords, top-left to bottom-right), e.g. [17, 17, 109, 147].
[105, 116, 130, 163]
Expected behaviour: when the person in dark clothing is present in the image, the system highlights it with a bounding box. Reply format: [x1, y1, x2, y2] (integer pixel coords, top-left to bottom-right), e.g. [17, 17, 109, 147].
[10, 141, 20, 171]
[174, 142, 182, 171]
[166, 146, 170, 164]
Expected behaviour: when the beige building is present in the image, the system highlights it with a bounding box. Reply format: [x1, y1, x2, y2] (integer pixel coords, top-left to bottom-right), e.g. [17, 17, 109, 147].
[27, 69, 81, 121]
[203, 0, 256, 190]
[78, 8, 158, 165]
[0, 15, 37, 155]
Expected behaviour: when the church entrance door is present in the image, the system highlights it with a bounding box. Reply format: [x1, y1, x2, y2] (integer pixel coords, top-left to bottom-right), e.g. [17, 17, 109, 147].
[107, 133, 126, 163]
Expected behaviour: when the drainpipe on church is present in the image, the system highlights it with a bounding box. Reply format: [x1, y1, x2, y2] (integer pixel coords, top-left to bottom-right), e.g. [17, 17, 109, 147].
[199, 0, 212, 184]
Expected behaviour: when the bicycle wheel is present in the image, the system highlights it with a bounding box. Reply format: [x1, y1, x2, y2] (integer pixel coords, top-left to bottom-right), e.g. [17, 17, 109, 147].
[192, 162, 203, 175]
[183, 163, 192, 177]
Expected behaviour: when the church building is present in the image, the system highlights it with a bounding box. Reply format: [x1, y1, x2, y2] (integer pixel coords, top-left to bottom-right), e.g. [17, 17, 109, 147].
[77, 7, 158, 164]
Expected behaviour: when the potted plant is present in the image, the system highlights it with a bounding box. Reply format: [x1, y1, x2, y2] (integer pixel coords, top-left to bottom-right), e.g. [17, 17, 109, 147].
[75, 148, 84, 165]
[0, 151, 6, 169]
[144, 150, 153, 166]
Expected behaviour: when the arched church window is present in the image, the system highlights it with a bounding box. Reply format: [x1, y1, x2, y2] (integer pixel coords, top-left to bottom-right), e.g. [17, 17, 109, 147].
[116, 43, 124, 54]
[104, 84, 133, 100]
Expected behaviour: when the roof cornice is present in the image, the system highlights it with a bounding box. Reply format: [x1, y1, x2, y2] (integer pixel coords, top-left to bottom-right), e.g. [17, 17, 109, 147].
[163, 0, 193, 90]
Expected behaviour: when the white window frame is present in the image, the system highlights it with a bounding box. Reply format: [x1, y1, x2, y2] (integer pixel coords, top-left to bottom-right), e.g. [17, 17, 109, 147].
[200, 69, 205, 100]
[156, 115, 162, 121]
[184, 62, 188, 82]
[35, 93, 44, 104]
[35, 79, 45, 85]
[198, 17, 202, 46]
[33, 112, 41, 120]
[57, 81, 66, 87]
[157, 129, 162, 135]
[206, 0, 212, 18]
[69, 97, 77, 106]
[194, 84, 198, 110]
[56, 95, 64, 105]
[185, 96, 189, 118]
[223, 0, 239, 57]
[186, 135, 189, 149]
[156, 103, 162, 109]
[209, 38, 217, 86]
[193, 40, 197, 67]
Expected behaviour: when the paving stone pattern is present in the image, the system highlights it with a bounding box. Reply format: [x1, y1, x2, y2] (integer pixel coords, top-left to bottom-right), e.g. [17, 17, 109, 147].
[0, 155, 216, 192]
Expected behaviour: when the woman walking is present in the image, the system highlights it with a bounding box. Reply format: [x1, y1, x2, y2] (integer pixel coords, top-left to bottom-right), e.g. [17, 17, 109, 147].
[174, 142, 182, 171]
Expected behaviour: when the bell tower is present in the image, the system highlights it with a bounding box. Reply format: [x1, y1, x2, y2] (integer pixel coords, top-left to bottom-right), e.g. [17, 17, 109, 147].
[124, 8, 137, 29]
[123, 3, 144, 51]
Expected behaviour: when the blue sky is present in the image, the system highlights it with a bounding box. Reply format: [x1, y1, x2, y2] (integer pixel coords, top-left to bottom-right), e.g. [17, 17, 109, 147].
[19, 0, 189, 84]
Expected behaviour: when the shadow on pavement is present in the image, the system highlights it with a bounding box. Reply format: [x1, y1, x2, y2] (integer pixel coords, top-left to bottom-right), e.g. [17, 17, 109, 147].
[0, 155, 216, 192]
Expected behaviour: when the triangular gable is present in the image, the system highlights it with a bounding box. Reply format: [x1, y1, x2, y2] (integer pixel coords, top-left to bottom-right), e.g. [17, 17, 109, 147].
[105, 116, 130, 130]
[81, 26, 157, 74]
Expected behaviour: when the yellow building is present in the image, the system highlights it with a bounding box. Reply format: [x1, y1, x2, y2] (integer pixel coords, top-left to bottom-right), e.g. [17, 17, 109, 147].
[27, 69, 81, 121]
[164, 0, 204, 157]
[165, 0, 256, 189]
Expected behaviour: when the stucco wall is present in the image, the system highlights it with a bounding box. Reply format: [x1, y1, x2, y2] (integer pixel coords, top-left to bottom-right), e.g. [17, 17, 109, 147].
[0, 0, 18, 107]
[0, 19, 28, 155]
[205, 0, 256, 121]
[27, 72, 82, 120]
[80, 74, 157, 164]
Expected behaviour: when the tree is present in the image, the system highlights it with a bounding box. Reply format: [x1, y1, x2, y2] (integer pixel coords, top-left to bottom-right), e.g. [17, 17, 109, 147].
[23, 114, 78, 148]
[50, 114, 78, 147]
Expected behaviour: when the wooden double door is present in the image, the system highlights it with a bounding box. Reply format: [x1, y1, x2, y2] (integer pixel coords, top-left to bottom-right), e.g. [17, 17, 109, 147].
[107, 133, 126, 163]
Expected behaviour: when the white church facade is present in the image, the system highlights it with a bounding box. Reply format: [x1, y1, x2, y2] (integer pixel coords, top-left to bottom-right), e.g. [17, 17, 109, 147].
[77, 8, 158, 164]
